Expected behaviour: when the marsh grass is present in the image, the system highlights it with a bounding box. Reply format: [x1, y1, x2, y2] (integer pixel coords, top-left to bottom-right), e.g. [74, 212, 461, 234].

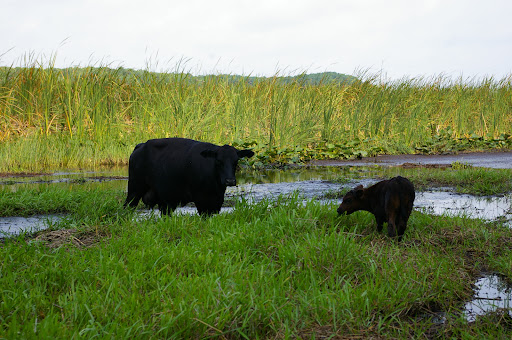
[327, 166, 512, 196]
[1, 186, 512, 338]
[380, 166, 512, 196]
[1, 60, 512, 171]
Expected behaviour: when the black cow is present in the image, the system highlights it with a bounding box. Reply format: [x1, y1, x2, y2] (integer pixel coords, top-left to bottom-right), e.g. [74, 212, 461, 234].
[337, 176, 415, 241]
[124, 138, 254, 216]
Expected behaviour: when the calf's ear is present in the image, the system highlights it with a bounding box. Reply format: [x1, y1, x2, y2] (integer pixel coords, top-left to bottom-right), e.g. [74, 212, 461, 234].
[238, 149, 255, 158]
[200, 149, 218, 158]
[354, 185, 364, 198]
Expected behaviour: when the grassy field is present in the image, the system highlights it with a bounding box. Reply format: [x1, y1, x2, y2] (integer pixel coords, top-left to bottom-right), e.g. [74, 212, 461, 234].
[325, 164, 512, 197]
[1, 61, 512, 171]
[1, 168, 512, 338]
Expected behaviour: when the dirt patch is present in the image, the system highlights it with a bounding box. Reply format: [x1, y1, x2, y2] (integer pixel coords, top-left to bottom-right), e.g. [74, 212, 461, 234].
[296, 325, 344, 339]
[33, 228, 109, 249]
[400, 162, 451, 169]
[89, 175, 128, 180]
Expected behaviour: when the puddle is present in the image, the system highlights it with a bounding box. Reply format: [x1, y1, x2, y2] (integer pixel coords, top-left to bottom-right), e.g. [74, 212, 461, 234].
[415, 191, 512, 222]
[0, 215, 63, 237]
[0, 168, 128, 186]
[464, 274, 512, 322]
[228, 180, 360, 202]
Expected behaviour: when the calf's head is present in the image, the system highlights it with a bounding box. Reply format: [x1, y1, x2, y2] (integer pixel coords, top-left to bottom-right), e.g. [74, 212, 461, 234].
[337, 185, 364, 215]
[200, 145, 254, 186]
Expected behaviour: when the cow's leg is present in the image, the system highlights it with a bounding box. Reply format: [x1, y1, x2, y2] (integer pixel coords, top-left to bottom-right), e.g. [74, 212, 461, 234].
[142, 190, 157, 208]
[124, 186, 141, 208]
[396, 223, 405, 242]
[124, 195, 140, 208]
[159, 202, 177, 216]
[125, 176, 148, 208]
[196, 199, 222, 216]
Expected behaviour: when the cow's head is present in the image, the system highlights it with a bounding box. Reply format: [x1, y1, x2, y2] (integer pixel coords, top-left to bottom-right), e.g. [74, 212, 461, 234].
[200, 145, 254, 187]
[337, 185, 364, 215]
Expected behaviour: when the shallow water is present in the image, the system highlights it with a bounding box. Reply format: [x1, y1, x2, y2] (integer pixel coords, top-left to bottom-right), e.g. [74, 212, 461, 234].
[0, 215, 62, 237]
[1, 168, 511, 234]
[415, 191, 512, 222]
[464, 274, 512, 322]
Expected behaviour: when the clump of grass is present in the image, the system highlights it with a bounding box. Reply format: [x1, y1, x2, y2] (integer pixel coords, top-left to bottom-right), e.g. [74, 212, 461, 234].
[0, 183, 126, 219]
[1, 189, 512, 338]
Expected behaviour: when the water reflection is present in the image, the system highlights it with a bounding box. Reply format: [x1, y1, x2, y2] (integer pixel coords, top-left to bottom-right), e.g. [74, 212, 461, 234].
[0, 215, 62, 237]
[464, 274, 512, 322]
[416, 191, 512, 221]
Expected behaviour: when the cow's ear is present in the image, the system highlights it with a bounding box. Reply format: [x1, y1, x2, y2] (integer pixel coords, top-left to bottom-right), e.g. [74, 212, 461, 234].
[238, 149, 255, 158]
[200, 149, 217, 158]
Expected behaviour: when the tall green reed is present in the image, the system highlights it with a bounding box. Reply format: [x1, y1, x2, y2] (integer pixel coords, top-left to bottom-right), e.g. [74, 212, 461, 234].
[1, 57, 511, 170]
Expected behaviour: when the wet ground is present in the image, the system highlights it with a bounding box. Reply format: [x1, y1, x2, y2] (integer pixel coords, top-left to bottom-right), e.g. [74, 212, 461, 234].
[2, 169, 511, 235]
[0, 215, 62, 236]
[1, 151, 511, 322]
[310, 150, 512, 169]
[1, 153, 512, 234]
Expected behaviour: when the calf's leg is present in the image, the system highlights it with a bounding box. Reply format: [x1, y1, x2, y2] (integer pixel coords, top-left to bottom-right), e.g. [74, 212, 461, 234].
[375, 215, 385, 233]
[386, 209, 398, 238]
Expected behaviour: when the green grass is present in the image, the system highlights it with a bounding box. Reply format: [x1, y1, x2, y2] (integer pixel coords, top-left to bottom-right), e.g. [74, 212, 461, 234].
[1, 60, 512, 171]
[1, 185, 512, 338]
[327, 165, 512, 196]
[404, 166, 512, 196]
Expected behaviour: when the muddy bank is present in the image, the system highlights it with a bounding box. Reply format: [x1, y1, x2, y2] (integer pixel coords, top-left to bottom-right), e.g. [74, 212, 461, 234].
[310, 150, 512, 169]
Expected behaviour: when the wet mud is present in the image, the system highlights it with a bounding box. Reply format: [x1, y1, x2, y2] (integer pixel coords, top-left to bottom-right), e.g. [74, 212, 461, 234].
[310, 150, 512, 169]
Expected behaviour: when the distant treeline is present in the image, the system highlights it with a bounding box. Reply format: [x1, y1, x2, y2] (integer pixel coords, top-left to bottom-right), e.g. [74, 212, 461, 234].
[0, 66, 357, 86]
[197, 72, 358, 85]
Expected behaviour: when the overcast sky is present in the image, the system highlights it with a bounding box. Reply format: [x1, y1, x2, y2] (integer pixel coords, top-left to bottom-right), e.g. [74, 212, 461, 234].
[2, 0, 511, 80]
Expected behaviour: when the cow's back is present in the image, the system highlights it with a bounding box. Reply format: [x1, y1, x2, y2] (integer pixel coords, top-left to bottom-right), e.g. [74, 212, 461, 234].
[145, 138, 220, 199]
[145, 138, 198, 162]
[142, 138, 200, 182]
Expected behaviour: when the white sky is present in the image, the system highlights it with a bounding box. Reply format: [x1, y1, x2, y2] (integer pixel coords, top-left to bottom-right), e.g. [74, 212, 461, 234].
[1, 0, 512, 80]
